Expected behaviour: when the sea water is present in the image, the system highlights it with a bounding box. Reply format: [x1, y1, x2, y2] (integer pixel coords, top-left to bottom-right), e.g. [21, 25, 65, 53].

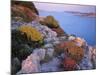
[39, 10, 96, 46]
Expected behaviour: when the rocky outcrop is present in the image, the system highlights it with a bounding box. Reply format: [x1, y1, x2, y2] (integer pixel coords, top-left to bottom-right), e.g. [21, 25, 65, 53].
[11, 1, 39, 15]
[11, 1, 39, 22]
[11, 1, 96, 75]
[39, 16, 67, 36]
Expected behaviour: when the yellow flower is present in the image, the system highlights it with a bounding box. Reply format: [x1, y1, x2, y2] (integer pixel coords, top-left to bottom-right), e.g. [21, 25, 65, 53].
[19, 25, 43, 42]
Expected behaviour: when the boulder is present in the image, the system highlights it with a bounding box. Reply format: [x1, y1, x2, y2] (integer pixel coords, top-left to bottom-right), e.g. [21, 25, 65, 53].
[52, 27, 66, 36]
[55, 41, 84, 62]
[63, 57, 77, 71]
[41, 57, 61, 72]
[19, 54, 40, 74]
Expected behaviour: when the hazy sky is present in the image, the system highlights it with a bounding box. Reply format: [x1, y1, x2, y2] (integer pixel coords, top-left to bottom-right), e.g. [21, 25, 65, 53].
[34, 2, 96, 13]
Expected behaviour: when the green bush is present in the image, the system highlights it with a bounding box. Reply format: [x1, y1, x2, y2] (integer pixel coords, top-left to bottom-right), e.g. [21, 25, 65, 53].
[18, 25, 43, 42]
[40, 15, 59, 28]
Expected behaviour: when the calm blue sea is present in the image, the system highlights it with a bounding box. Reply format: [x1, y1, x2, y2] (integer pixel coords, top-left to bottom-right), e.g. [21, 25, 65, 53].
[39, 11, 96, 46]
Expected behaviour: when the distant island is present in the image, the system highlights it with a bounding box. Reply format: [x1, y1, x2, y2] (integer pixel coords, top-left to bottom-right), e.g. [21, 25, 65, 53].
[65, 11, 96, 17]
